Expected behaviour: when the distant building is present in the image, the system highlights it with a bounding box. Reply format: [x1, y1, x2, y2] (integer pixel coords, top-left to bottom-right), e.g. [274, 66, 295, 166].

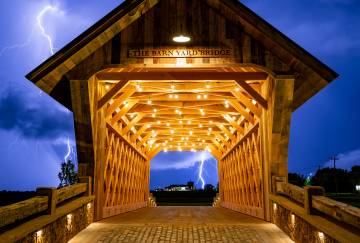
[164, 181, 196, 191]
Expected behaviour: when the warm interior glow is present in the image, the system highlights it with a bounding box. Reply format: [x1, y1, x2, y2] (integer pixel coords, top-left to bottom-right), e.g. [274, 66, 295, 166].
[99, 69, 265, 156]
[173, 35, 191, 43]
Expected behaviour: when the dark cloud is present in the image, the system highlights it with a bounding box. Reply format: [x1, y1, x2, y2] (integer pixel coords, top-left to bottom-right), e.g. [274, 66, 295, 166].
[0, 90, 73, 140]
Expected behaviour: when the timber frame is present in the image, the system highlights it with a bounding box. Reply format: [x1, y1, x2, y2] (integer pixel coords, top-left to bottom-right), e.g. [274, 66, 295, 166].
[26, 0, 337, 221]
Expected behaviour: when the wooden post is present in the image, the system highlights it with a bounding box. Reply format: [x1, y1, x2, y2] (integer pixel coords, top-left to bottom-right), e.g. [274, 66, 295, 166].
[69, 80, 95, 180]
[70, 78, 105, 220]
[36, 187, 57, 215]
[261, 76, 295, 221]
[304, 186, 325, 215]
[79, 176, 93, 196]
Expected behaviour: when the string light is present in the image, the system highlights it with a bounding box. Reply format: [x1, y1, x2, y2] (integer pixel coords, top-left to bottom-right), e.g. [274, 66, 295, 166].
[166, 122, 170, 127]
[171, 84, 175, 90]
[136, 83, 142, 92]
[105, 84, 110, 90]
[224, 100, 230, 108]
[174, 94, 179, 99]
[203, 94, 208, 99]
[252, 99, 257, 105]
[206, 82, 211, 89]
[187, 120, 191, 125]
[157, 120, 161, 124]
[147, 99, 152, 105]
[199, 124, 203, 128]
[197, 94, 201, 99]
[235, 87, 240, 92]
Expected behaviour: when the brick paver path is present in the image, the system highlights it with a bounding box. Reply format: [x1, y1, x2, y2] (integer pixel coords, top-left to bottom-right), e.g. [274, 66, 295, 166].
[70, 207, 292, 243]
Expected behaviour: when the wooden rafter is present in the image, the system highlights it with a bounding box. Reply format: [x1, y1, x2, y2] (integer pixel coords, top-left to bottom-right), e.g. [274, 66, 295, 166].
[98, 80, 128, 109]
[98, 68, 265, 155]
[235, 80, 267, 109]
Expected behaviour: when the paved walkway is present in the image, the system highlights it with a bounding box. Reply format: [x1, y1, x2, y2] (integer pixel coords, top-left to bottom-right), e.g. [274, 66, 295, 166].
[70, 206, 292, 243]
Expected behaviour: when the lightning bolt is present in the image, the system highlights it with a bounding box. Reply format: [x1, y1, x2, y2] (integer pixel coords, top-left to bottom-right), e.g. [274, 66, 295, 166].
[36, 5, 58, 55]
[0, 5, 59, 58]
[198, 152, 206, 189]
[0, 30, 34, 57]
[64, 137, 72, 162]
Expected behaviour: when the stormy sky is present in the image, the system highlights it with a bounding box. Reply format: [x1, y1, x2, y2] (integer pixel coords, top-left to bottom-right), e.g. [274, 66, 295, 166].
[0, 0, 359, 191]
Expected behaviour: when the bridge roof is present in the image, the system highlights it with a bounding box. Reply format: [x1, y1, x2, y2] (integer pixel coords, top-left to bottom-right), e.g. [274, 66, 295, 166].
[26, 0, 338, 110]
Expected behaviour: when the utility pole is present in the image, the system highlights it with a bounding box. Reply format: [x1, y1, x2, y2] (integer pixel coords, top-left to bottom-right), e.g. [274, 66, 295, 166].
[329, 155, 339, 169]
[329, 155, 339, 195]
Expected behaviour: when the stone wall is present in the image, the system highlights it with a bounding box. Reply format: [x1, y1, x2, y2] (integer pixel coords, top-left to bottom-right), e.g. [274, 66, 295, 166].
[272, 203, 337, 243]
[20, 202, 93, 243]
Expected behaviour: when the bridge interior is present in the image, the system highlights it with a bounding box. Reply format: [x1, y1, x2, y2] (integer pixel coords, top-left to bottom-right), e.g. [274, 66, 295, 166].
[89, 66, 277, 220]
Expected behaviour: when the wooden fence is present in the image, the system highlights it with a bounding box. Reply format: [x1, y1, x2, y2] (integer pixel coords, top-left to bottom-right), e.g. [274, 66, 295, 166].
[271, 176, 360, 242]
[0, 177, 94, 242]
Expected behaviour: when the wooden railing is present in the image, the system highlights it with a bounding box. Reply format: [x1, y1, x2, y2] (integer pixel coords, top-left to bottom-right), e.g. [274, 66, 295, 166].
[0, 196, 49, 228]
[0, 177, 94, 242]
[274, 177, 360, 230]
[148, 193, 157, 207]
[271, 176, 360, 242]
[212, 193, 221, 207]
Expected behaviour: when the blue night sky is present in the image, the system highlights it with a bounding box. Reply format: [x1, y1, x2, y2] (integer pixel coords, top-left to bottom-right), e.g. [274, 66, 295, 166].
[0, 0, 359, 191]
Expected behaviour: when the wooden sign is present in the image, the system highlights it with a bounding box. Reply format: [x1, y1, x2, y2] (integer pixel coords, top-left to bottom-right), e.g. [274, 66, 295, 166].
[128, 48, 232, 58]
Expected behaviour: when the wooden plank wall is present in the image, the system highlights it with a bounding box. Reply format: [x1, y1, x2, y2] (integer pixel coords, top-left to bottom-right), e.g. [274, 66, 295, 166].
[67, 0, 290, 81]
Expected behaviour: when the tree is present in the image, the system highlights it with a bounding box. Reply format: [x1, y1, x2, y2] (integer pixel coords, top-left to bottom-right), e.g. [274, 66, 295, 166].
[288, 173, 306, 187]
[204, 184, 215, 192]
[58, 160, 78, 187]
[311, 167, 354, 193]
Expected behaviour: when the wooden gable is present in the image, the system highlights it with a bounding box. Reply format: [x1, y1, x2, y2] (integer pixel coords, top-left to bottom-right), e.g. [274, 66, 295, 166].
[26, 0, 337, 110]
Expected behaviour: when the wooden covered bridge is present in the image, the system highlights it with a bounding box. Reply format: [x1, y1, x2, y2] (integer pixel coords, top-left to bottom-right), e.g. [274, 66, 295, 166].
[1, 0, 359, 242]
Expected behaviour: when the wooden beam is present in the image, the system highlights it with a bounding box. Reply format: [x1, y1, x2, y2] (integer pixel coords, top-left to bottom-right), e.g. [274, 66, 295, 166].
[105, 87, 136, 116]
[110, 100, 138, 125]
[221, 122, 259, 160]
[231, 91, 262, 117]
[106, 122, 147, 160]
[222, 114, 244, 133]
[97, 71, 268, 81]
[228, 99, 255, 124]
[122, 114, 145, 135]
[235, 80, 267, 109]
[97, 80, 128, 109]
[131, 124, 149, 142]
[216, 124, 236, 141]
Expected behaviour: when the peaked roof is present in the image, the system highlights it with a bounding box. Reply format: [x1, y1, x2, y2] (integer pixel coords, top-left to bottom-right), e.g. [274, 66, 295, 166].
[26, 0, 338, 109]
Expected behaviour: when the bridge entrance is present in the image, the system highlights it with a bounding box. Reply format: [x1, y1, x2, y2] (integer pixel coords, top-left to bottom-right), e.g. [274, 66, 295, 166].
[83, 65, 280, 220]
[24, 1, 338, 239]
